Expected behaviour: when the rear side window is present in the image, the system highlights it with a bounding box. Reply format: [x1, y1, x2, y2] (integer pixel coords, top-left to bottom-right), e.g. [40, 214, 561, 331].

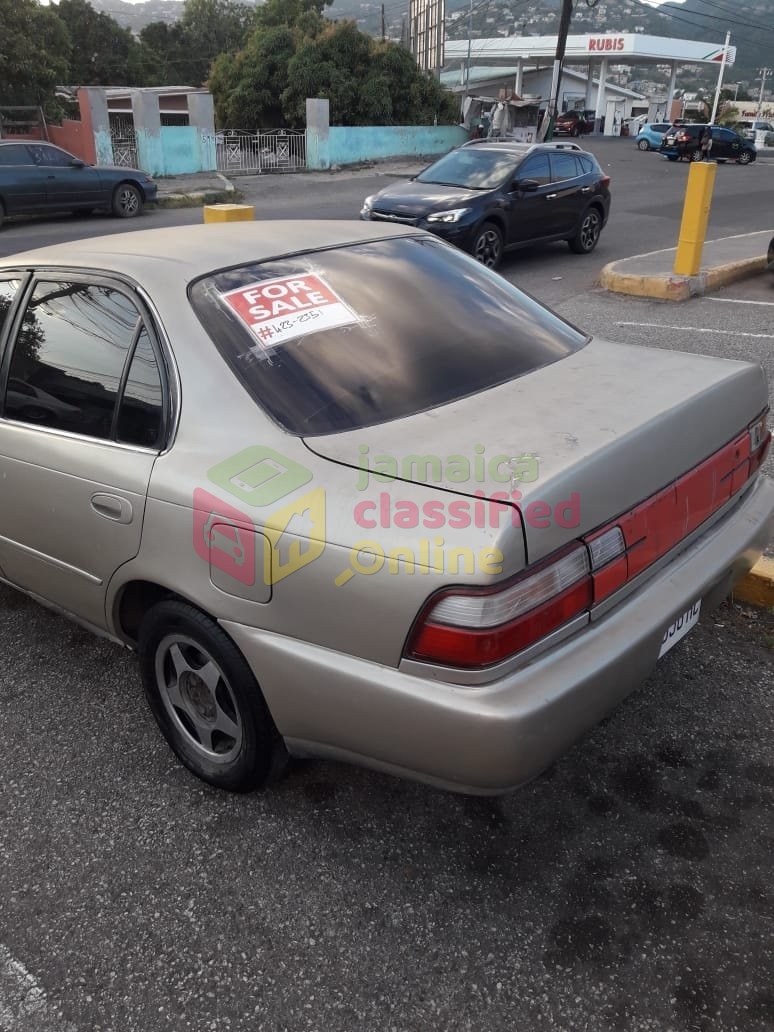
[189, 236, 587, 436]
[550, 152, 581, 181]
[0, 146, 32, 166]
[517, 154, 551, 184]
[2, 279, 164, 444]
[0, 279, 20, 338]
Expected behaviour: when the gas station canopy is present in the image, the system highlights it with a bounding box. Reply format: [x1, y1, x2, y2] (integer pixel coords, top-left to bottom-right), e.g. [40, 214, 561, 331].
[443, 33, 736, 69]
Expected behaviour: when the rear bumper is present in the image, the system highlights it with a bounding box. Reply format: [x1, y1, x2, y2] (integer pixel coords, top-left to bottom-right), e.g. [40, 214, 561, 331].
[223, 475, 774, 795]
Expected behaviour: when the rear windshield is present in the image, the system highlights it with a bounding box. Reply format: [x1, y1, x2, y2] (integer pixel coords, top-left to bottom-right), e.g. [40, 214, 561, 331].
[188, 235, 587, 436]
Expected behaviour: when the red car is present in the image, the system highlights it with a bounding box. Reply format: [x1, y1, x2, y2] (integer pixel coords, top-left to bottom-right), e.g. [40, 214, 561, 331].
[555, 110, 595, 136]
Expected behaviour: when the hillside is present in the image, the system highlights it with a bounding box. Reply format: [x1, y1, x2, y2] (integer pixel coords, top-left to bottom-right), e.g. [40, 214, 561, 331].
[88, 0, 774, 86]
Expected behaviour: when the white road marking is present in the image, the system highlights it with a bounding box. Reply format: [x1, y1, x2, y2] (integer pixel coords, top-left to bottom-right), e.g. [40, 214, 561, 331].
[0, 945, 74, 1031]
[616, 322, 774, 340]
[702, 296, 774, 307]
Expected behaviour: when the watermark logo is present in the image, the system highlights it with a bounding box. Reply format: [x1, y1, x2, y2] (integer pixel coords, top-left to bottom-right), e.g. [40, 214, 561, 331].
[263, 486, 326, 584]
[207, 445, 312, 508]
[193, 488, 257, 586]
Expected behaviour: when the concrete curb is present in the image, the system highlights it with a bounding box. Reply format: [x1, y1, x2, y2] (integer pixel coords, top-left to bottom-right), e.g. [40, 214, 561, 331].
[734, 558, 774, 609]
[600, 252, 767, 301]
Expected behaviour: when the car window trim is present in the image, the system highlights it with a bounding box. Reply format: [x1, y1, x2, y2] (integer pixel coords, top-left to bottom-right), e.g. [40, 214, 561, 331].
[0, 271, 32, 372]
[0, 267, 174, 452]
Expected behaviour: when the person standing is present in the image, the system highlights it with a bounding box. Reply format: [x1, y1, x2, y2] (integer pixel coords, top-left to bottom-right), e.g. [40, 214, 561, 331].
[698, 126, 713, 161]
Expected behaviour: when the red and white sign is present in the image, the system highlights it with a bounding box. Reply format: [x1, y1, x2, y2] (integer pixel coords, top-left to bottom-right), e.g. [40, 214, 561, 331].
[587, 36, 626, 52]
[221, 274, 358, 349]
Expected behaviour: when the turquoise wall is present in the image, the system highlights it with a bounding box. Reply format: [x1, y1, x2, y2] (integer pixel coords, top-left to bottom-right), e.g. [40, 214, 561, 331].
[135, 126, 218, 176]
[309, 125, 468, 170]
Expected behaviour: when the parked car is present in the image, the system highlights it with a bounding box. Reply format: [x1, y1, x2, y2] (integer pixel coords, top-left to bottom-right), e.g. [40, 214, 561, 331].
[554, 110, 596, 136]
[0, 141, 157, 228]
[659, 124, 756, 164]
[768, 235, 774, 274]
[634, 122, 673, 151]
[0, 222, 772, 796]
[360, 141, 611, 268]
[733, 119, 774, 141]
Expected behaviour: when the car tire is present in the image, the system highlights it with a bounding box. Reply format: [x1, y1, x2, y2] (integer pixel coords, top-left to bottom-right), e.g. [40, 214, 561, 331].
[667, 155, 678, 162]
[138, 600, 286, 792]
[691, 149, 703, 162]
[637, 139, 650, 150]
[472, 221, 504, 269]
[568, 207, 602, 254]
[738, 150, 753, 165]
[112, 182, 143, 218]
[0, 199, 5, 230]
[572, 126, 580, 138]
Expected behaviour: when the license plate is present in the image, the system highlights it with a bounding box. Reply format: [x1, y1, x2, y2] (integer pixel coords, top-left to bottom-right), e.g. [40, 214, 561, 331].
[658, 600, 701, 659]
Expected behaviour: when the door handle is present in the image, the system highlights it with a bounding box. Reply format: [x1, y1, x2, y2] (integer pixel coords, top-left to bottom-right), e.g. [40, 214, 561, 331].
[546, 193, 557, 200]
[91, 493, 133, 524]
[581, 186, 592, 193]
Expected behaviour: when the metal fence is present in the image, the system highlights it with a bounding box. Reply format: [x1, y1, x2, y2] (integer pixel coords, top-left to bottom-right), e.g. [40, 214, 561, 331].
[215, 128, 307, 173]
[109, 118, 139, 168]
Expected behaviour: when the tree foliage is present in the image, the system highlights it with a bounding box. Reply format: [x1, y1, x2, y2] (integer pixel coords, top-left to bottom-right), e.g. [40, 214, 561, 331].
[212, 12, 457, 129]
[56, 0, 147, 86]
[0, 0, 71, 107]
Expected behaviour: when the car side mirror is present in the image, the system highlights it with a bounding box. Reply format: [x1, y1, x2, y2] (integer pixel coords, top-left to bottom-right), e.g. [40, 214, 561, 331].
[70, 158, 85, 168]
[513, 178, 539, 192]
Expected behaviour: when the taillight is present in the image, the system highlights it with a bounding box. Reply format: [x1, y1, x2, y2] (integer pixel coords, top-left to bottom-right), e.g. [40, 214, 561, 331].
[406, 545, 592, 669]
[600, 175, 611, 188]
[405, 410, 769, 671]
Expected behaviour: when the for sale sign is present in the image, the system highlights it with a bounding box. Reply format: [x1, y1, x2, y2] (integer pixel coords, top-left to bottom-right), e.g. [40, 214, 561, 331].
[220, 274, 358, 349]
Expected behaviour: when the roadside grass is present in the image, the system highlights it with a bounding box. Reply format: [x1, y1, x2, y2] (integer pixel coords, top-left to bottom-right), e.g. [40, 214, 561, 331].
[155, 188, 242, 209]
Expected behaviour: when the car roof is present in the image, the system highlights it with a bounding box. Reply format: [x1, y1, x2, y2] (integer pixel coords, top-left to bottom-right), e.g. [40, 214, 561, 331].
[0, 220, 420, 279]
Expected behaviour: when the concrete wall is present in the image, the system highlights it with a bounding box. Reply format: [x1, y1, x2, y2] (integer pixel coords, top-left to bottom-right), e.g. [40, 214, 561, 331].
[160, 125, 216, 174]
[305, 102, 467, 169]
[48, 120, 90, 160]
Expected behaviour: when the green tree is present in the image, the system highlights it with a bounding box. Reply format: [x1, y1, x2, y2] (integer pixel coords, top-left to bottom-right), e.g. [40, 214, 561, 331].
[56, 0, 147, 86]
[178, 0, 254, 85]
[253, 0, 326, 36]
[0, 0, 71, 109]
[139, 21, 190, 85]
[282, 22, 458, 127]
[209, 26, 297, 127]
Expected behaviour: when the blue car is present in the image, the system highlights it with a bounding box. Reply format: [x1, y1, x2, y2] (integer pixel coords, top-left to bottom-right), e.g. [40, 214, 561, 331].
[635, 122, 673, 151]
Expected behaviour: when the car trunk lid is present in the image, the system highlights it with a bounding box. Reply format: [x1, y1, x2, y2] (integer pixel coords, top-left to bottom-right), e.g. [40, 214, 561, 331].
[304, 338, 768, 565]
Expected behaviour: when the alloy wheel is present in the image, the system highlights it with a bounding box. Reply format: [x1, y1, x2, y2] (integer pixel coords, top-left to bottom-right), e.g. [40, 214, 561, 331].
[474, 227, 502, 268]
[154, 634, 244, 763]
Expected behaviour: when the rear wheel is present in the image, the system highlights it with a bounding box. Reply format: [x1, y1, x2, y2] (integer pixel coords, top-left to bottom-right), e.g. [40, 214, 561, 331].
[112, 182, 143, 218]
[568, 208, 602, 254]
[691, 149, 703, 162]
[637, 139, 650, 151]
[738, 149, 753, 165]
[138, 600, 286, 792]
[472, 222, 503, 269]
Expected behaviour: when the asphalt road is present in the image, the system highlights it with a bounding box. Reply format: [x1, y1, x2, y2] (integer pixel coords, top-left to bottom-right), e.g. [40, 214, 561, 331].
[0, 138, 773, 1032]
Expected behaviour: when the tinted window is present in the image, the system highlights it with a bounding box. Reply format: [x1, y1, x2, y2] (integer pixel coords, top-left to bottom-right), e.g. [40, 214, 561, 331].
[577, 154, 595, 175]
[189, 236, 587, 436]
[116, 327, 164, 448]
[416, 148, 520, 189]
[0, 146, 33, 166]
[517, 154, 551, 185]
[5, 281, 141, 437]
[27, 145, 74, 168]
[550, 152, 581, 181]
[0, 279, 21, 339]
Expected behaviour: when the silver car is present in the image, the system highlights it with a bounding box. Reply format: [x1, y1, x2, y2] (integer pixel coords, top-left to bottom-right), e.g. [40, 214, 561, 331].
[0, 222, 772, 795]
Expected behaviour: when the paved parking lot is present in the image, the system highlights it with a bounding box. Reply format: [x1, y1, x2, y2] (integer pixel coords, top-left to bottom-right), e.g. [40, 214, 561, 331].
[0, 140, 772, 1031]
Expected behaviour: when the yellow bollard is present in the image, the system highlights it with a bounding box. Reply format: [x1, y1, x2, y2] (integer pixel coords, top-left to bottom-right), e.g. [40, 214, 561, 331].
[202, 203, 255, 223]
[673, 161, 716, 277]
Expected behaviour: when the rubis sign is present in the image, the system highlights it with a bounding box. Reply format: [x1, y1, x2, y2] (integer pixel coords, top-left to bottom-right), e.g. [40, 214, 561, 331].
[587, 36, 626, 52]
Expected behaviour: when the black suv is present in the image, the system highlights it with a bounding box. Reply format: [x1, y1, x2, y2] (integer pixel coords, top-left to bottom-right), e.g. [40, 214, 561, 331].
[360, 141, 612, 269]
[659, 124, 756, 164]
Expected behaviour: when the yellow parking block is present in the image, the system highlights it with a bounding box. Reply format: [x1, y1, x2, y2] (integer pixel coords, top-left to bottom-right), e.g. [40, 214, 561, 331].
[203, 203, 256, 223]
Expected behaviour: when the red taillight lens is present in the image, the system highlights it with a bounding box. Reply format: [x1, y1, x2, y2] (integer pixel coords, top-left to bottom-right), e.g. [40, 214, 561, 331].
[406, 545, 592, 669]
[404, 411, 769, 671]
[600, 175, 611, 188]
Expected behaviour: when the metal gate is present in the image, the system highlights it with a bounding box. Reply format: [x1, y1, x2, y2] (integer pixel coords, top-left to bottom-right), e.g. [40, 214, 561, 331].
[109, 117, 138, 168]
[215, 128, 307, 173]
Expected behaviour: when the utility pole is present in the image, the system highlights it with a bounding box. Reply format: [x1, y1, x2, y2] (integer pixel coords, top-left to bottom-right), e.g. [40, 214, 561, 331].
[756, 67, 770, 120]
[381, 4, 386, 41]
[540, 0, 574, 141]
[463, 0, 473, 101]
[709, 30, 731, 124]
